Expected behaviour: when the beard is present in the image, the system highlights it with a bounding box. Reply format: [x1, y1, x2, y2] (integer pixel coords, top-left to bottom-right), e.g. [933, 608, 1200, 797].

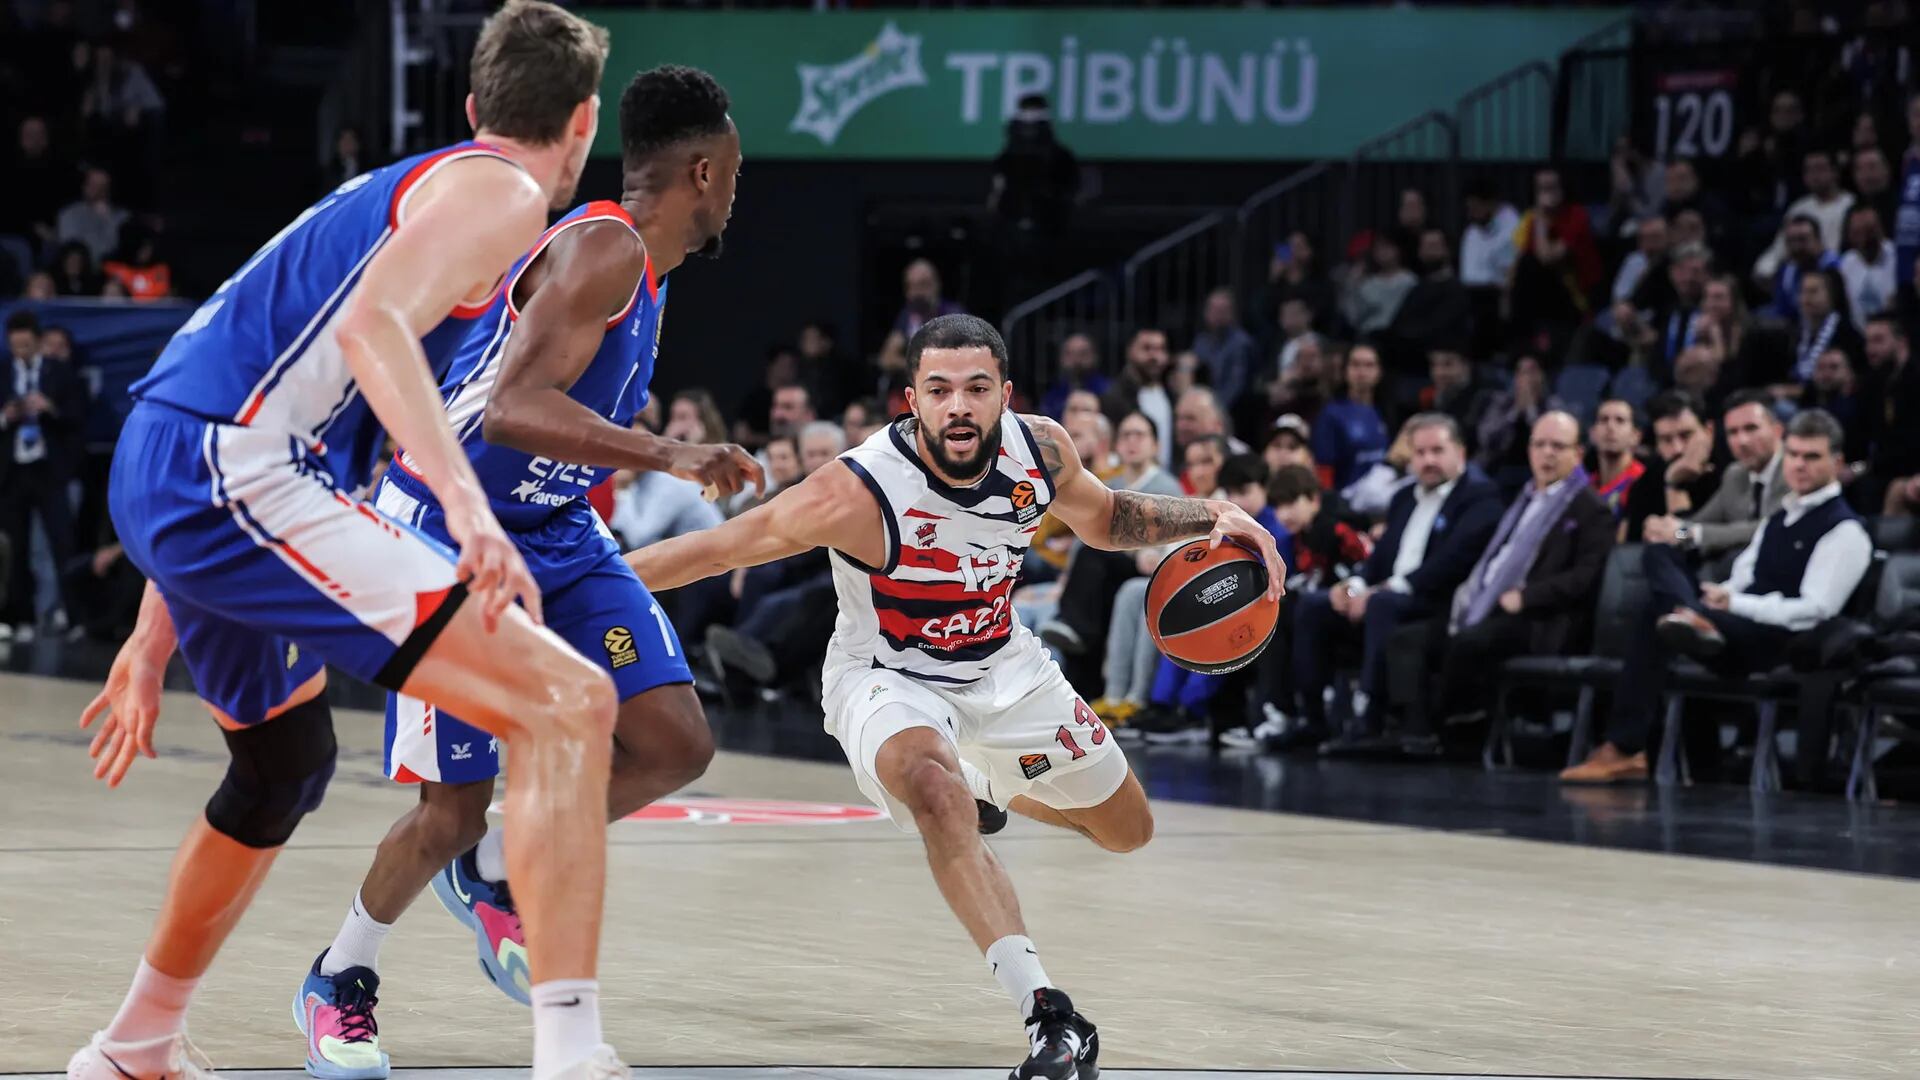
[691, 231, 724, 260]
[921, 414, 1004, 482]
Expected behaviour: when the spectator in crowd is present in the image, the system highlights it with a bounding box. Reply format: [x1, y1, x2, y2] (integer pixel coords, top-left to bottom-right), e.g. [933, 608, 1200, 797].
[1762, 214, 1840, 323]
[1292, 414, 1502, 752]
[100, 277, 131, 301]
[2, 310, 86, 642]
[1108, 412, 1182, 498]
[1611, 215, 1670, 307]
[1690, 274, 1773, 405]
[1265, 333, 1332, 429]
[1739, 91, 1811, 220]
[1564, 409, 1870, 784]
[55, 168, 128, 267]
[1642, 389, 1786, 577]
[1386, 228, 1473, 379]
[1421, 348, 1488, 443]
[1460, 176, 1520, 353]
[1511, 167, 1603, 341]
[1274, 300, 1318, 374]
[668, 388, 727, 444]
[889, 258, 963, 345]
[1805, 348, 1873, 464]
[1167, 348, 1202, 399]
[1341, 231, 1417, 336]
[840, 397, 884, 448]
[1062, 388, 1103, 428]
[1587, 398, 1647, 529]
[1068, 410, 1115, 476]
[23, 271, 56, 300]
[51, 240, 100, 297]
[1668, 207, 1709, 251]
[768, 382, 815, 439]
[1790, 269, 1862, 384]
[795, 320, 859, 418]
[732, 345, 798, 449]
[1624, 389, 1725, 543]
[4, 116, 68, 257]
[762, 434, 803, 493]
[1266, 229, 1338, 334]
[1607, 136, 1662, 228]
[1040, 332, 1107, 420]
[1172, 386, 1244, 465]
[1474, 354, 1559, 489]
[1755, 150, 1856, 286]
[1839, 205, 1896, 330]
[1851, 146, 1897, 228]
[1392, 411, 1613, 756]
[1180, 432, 1230, 498]
[1661, 158, 1731, 249]
[1395, 187, 1429, 246]
[81, 42, 165, 136]
[102, 226, 169, 301]
[1262, 413, 1322, 484]
[1101, 326, 1174, 466]
[321, 127, 364, 191]
[1312, 343, 1390, 491]
[988, 92, 1079, 237]
[1192, 287, 1258, 411]
[1900, 94, 1920, 289]
[1635, 241, 1711, 378]
[797, 420, 846, 477]
[1867, 316, 1920, 515]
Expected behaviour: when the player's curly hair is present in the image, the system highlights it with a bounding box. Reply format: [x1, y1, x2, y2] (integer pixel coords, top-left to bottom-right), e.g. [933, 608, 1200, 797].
[619, 65, 732, 166]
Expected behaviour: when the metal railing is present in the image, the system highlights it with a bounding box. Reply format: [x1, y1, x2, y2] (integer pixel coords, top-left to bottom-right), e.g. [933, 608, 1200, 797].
[1120, 210, 1233, 347]
[999, 270, 1118, 402]
[1457, 61, 1554, 162]
[1229, 160, 1338, 308]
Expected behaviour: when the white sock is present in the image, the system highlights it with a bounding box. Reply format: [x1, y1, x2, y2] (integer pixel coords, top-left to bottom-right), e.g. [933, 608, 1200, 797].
[959, 758, 997, 807]
[320, 892, 392, 976]
[474, 823, 509, 883]
[985, 935, 1051, 1021]
[530, 979, 603, 1079]
[102, 959, 198, 1070]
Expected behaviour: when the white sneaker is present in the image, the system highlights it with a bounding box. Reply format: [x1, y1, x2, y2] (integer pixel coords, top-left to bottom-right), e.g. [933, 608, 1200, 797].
[48, 607, 69, 633]
[544, 1045, 630, 1080]
[0, 623, 12, 644]
[1221, 708, 1291, 749]
[13, 623, 36, 644]
[69, 1031, 215, 1080]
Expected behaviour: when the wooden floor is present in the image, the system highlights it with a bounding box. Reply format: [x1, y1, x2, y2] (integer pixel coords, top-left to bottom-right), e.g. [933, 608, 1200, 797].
[3, 671, 1915, 1079]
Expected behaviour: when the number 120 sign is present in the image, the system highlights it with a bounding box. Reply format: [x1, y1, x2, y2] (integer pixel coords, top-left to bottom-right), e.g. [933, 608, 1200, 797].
[1654, 69, 1739, 159]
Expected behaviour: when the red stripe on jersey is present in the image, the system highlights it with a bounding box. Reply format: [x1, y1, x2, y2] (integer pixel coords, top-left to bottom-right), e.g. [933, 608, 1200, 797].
[874, 605, 1012, 651]
[869, 574, 1015, 604]
[896, 545, 962, 573]
[393, 764, 427, 784]
[903, 508, 947, 520]
[414, 586, 452, 630]
[1026, 468, 1045, 479]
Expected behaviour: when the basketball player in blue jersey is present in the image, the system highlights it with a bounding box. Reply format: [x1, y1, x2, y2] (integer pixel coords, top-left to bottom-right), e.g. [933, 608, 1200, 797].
[67, 5, 640, 1080]
[287, 66, 755, 1078]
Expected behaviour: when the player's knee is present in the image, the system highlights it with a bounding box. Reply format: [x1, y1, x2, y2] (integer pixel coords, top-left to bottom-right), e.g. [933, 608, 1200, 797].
[205, 695, 337, 849]
[898, 757, 972, 828]
[414, 783, 491, 857]
[1099, 807, 1155, 853]
[522, 660, 618, 748]
[616, 690, 714, 789]
[655, 700, 716, 786]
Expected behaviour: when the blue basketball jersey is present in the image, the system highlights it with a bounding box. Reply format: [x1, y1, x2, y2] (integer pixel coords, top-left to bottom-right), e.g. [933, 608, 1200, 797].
[388, 200, 665, 529]
[131, 141, 521, 491]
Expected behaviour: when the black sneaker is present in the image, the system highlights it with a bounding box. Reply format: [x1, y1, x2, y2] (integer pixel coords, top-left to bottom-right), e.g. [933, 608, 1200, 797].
[706, 625, 777, 685]
[978, 799, 1009, 835]
[1011, 988, 1100, 1080]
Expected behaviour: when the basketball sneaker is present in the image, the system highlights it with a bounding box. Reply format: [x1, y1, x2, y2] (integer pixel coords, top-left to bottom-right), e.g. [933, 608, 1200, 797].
[548, 1044, 631, 1080]
[430, 850, 531, 1005]
[1011, 988, 1100, 1080]
[68, 1031, 215, 1080]
[292, 954, 388, 1079]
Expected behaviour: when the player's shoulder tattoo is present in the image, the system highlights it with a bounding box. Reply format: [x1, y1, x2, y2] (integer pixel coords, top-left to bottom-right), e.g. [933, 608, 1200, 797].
[1021, 413, 1070, 480]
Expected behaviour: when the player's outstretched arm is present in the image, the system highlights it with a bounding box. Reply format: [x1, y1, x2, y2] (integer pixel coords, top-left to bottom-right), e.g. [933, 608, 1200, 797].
[334, 159, 549, 628]
[482, 222, 763, 500]
[1024, 414, 1285, 601]
[625, 459, 881, 592]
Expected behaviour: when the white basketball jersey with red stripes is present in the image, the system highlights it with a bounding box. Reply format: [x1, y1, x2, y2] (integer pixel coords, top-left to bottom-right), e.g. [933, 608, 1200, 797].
[826, 412, 1056, 686]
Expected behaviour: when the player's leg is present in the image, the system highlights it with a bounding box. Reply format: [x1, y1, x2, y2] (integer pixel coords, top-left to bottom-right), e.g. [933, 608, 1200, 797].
[1008, 765, 1154, 853]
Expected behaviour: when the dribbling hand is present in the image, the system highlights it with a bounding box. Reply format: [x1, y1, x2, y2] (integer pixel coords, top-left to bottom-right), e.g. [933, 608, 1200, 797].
[670, 442, 765, 502]
[1207, 504, 1288, 603]
[79, 634, 171, 787]
[444, 495, 542, 631]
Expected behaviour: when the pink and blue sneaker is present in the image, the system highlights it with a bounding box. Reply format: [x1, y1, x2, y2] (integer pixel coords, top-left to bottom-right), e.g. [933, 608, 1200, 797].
[430, 850, 531, 1005]
[292, 953, 389, 1080]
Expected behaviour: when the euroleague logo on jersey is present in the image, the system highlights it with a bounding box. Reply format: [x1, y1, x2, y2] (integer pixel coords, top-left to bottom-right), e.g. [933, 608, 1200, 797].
[1010, 480, 1040, 523]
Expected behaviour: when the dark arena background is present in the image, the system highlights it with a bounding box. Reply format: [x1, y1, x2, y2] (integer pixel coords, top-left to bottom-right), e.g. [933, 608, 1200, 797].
[4, 2, 1920, 1079]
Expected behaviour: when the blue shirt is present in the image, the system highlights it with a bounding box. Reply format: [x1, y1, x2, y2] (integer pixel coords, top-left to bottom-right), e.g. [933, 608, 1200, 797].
[1311, 397, 1389, 491]
[387, 200, 666, 529]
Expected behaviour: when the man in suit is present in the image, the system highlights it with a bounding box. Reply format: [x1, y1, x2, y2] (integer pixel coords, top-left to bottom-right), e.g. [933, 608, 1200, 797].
[1280, 413, 1503, 752]
[1, 309, 87, 641]
[1564, 409, 1870, 783]
[1640, 389, 1786, 581]
[1388, 411, 1615, 755]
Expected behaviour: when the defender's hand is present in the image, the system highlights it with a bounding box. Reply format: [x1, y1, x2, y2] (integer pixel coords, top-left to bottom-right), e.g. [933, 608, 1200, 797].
[79, 633, 172, 787]
[442, 491, 542, 630]
[669, 442, 765, 501]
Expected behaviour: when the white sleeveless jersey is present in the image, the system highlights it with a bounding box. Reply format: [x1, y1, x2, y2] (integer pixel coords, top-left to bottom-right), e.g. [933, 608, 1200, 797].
[826, 412, 1055, 685]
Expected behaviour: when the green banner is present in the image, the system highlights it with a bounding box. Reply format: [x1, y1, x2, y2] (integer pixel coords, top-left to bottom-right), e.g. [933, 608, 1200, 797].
[583, 7, 1622, 160]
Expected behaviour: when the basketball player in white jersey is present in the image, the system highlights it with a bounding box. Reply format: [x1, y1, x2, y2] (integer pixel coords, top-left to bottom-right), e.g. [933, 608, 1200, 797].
[627, 314, 1284, 1079]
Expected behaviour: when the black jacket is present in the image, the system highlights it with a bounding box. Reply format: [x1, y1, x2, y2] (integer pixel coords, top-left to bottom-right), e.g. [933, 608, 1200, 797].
[1510, 485, 1616, 654]
[0, 355, 88, 485]
[1360, 465, 1504, 608]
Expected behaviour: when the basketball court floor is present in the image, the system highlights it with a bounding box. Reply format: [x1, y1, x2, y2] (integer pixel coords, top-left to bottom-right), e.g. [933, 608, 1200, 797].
[5, 669, 1917, 1079]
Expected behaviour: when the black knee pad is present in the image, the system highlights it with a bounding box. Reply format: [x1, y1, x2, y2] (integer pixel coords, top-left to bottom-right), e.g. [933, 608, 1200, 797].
[205, 695, 338, 848]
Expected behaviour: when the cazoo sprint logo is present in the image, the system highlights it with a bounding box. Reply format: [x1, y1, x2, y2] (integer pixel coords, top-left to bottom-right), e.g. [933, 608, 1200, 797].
[789, 22, 929, 146]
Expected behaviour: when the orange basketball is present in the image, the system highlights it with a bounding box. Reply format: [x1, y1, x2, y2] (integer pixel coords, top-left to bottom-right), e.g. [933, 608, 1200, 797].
[1145, 538, 1279, 674]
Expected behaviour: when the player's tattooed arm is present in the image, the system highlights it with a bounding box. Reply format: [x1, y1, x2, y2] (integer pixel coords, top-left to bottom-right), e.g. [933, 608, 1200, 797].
[1028, 414, 1071, 480]
[1107, 489, 1217, 546]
